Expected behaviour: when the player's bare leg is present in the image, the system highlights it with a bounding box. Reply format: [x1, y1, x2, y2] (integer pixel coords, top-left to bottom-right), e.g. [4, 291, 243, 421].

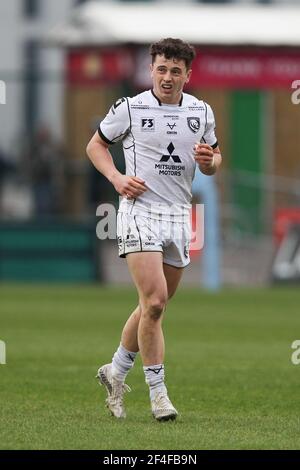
[97, 254, 183, 419]
[121, 305, 141, 353]
[121, 262, 183, 353]
[126, 252, 181, 420]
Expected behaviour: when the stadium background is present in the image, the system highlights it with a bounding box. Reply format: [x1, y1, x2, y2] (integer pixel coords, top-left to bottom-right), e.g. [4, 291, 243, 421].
[1, 0, 300, 450]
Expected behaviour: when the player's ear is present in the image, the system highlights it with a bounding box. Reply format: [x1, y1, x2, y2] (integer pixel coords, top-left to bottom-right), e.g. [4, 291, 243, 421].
[185, 69, 192, 84]
[149, 63, 154, 78]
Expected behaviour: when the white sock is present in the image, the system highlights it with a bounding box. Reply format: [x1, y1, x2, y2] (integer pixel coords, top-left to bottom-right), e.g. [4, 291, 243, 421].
[143, 363, 167, 400]
[111, 343, 137, 382]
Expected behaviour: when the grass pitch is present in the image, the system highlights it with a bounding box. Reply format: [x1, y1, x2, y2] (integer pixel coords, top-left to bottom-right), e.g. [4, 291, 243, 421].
[1, 284, 300, 450]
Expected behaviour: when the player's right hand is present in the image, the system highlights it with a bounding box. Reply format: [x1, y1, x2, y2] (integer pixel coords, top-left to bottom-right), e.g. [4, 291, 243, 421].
[112, 175, 147, 199]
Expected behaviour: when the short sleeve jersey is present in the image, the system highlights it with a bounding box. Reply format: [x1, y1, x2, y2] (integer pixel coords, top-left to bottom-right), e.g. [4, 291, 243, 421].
[99, 90, 218, 220]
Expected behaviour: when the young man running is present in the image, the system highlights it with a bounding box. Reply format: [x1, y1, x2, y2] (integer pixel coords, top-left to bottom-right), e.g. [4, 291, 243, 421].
[86, 38, 222, 421]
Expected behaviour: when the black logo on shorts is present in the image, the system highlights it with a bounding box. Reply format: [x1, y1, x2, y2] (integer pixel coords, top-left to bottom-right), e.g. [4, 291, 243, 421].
[141, 118, 155, 131]
[126, 227, 136, 240]
[187, 117, 200, 133]
[184, 243, 190, 258]
[160, 142, 182, 163]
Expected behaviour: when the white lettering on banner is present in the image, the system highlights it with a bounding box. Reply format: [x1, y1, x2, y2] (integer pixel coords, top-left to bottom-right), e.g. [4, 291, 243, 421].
[269, 60, 300, 77]
[202, 58, 261, 78]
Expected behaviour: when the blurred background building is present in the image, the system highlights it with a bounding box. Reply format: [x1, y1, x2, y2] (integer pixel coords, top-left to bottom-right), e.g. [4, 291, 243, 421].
[1, 0, 300, 286]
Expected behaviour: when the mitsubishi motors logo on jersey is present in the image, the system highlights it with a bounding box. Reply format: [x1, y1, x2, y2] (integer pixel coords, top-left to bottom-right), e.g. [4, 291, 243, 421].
[155, 143, 185, 176]
[160, 142, 182, 163]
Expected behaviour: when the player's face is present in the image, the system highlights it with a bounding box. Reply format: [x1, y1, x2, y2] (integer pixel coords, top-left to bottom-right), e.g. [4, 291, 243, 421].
[150, 55, 192, 105]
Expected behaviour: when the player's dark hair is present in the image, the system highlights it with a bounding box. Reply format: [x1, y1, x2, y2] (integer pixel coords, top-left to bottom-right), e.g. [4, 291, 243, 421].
[149, 38, 196, 70]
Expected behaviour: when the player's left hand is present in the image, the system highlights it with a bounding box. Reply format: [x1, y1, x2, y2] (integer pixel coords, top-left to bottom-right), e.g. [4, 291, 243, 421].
[193, 143, 215, 169]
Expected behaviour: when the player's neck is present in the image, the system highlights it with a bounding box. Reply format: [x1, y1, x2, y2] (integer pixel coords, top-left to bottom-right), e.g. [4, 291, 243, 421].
[151, 89, 183, 106]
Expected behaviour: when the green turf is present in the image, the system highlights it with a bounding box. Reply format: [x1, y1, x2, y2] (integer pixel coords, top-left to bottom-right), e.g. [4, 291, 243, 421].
[1, 284, 300, 450]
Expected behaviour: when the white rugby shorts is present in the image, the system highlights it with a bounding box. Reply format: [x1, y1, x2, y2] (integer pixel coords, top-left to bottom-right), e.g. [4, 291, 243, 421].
[117, 213, 191, 268]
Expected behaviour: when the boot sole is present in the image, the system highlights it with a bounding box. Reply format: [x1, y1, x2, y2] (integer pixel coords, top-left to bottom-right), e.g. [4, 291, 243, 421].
[153, 413, 177, 422]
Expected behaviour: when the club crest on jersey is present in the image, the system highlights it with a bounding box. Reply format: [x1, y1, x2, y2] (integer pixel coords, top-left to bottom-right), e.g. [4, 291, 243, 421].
[187, 117, 200, 134]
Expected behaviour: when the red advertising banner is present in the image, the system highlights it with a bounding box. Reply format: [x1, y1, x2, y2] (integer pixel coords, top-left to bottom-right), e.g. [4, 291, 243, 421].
[67, 48, 134, 86]
[189, 48, 300, 89]
[135, 47, 300, 89]
[67, 47, 300, 89]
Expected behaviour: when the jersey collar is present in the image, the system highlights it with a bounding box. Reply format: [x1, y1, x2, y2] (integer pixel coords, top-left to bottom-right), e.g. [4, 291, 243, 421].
[151, 89, 183, 107]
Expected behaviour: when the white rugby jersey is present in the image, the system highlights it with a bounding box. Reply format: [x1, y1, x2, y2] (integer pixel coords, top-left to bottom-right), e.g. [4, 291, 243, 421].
[99, 90, 218, 220]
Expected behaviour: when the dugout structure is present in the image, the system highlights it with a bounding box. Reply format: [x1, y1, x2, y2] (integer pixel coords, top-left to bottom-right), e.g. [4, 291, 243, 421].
[0, 219, 101, 282]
